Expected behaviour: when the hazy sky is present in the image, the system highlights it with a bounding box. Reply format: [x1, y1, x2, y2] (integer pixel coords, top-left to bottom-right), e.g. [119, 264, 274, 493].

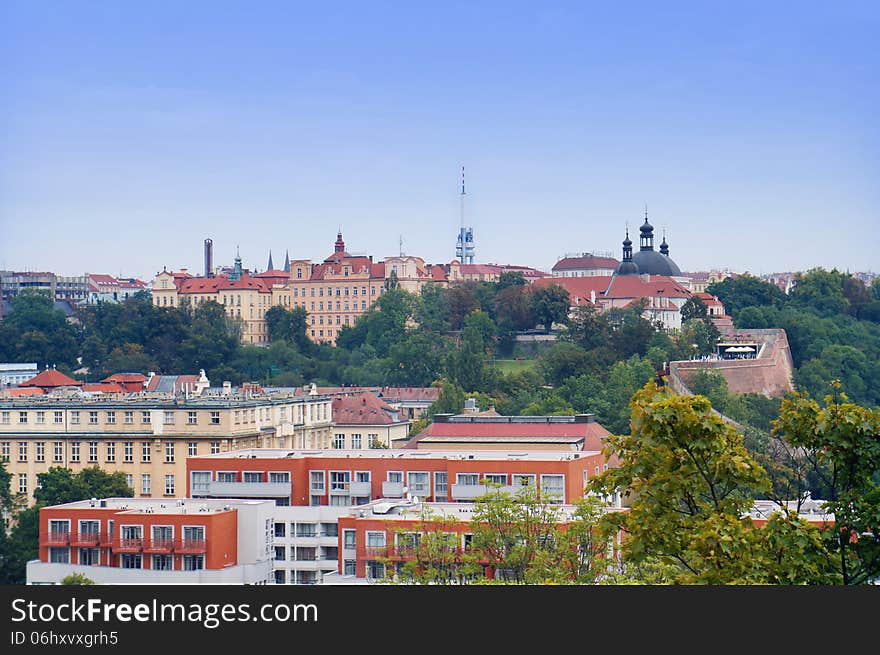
[1, 1, 878, 282]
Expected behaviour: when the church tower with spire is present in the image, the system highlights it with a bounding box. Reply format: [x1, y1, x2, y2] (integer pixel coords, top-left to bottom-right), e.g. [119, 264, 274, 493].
[616, 227, 640, 275]
[267, 250, 274, 271]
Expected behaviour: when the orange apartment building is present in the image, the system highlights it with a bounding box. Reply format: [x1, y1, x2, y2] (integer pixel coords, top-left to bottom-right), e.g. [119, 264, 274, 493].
[186, 448, 610, 507]
[27, 497, 275, 584]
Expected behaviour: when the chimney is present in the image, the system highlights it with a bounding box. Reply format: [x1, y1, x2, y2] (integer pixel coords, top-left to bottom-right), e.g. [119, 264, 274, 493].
[204, 238, 214, 277]
[222, 381, 231, 396]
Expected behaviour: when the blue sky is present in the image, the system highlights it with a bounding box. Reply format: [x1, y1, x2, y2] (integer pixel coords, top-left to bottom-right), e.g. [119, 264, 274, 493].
[1, 1, 878, 281]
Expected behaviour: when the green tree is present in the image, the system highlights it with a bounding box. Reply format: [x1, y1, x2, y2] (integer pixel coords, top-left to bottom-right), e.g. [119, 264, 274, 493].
[773, 387, 880, 584]
[788, 268, 850, 317]
[427, 381, 466, 417]
[530, 284, 570, 330]
[61, 573, 96, 585]
[537, 342, 591, 386]
[34, 467, 133, 507]
[705, 274, 786, 321]
[680, 296, 708, 322]
[592, 382, 834, 584]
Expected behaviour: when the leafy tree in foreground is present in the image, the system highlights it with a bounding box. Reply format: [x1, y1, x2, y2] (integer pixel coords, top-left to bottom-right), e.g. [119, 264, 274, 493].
[61, 573, 96, 585]
[34, 467, 133, 507]
[592, 382, 836, 584]
[772, 385, 880, 585]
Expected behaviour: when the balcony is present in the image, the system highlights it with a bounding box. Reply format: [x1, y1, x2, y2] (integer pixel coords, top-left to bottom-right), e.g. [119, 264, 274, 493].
[99, 531, 113, 547]
[41, 531, 70, 547]
[111, 538, 144, 553]
[450, 484, 518, 500]
[174, 539, 207, 554]
[349, 481, 372, 497]
[143, 538, 174, 553]
[69, 531, 101, 547]
[382, 481, 404, 498]
[204, 481, 291, 498]
[328, 484, 350, 496]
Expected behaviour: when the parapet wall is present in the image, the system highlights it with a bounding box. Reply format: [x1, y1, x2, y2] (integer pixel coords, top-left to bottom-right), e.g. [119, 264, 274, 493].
[668, 328, 795, 398]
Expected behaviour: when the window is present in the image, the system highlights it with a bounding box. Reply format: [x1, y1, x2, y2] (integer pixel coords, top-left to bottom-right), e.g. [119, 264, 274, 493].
[0, 442, 8, 462]
[310, 471, 325, 493]
[49, 547, 69, 564]
[88, 441, 98, 462]
[142, 411, 151, 424]
[296, 546, 317, 561]
[89, 411, 98, 425]
[1, 411, 8, 424]
[106, 411, 116, 425]
[187, 411, 197, 425]
[124, 441, 133, 463]
[53, 411, 63, 424]
[456, 473, 479, 486]
[387, 471, 403, 483]
[274, 522, 286, 538]
[141, 474, 151, 495]
[355, 470, 371, 483]
[512, 474, 536, 488]
[106, 442, 116, 463]
[210, 442, 220, 454]
[36, 411, 45, 424]
[343, 530, 357, 549]
[35, 442, 45, 462]
[366, 531, 386, 548]
[218, 471, 236, 483]
[541, 474, 565, 502]
[185, 442, 197, 457]
[164, 475, 175, 495]
[210, 411, 220, 425]
[124, 411, 133, 425]
[164, 442, 174, 463]
[163, 411, 174, 425]
[269, 472, 290, 484]
[330, 471, 350, 492]
[18, 473, 27, 494]
[191, 471, 211, 494]
[321, 522, 338, 537]
[70, 411, 80, 425]
[351, 433, 362, 449]
[333, 434, 345, 449]
[275, 546, 286, 561]
[125, 474, 133, 490]
[19, 411, 27, 424]
[181, 554, 204, 571]
[344, 560, 356, 576]
[434, 472, 448, 500]
[80, 548, 100, 566]
[152, 554, 173, 571]
[71, 442, 80, 463]
[243, 472, 262, 483]
[120, 554, 142, 569]
[407, 471, 430, 497]
[366, 561, 385, 579]
[53, 442, 63, 463]
[483, 473, 507, 486]
[18, 441, 27, 462]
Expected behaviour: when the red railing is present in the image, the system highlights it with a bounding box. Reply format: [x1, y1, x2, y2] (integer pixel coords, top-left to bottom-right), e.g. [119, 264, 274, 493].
[69, 531, 101, 547]
[174, 538, 207, 554]
[99, 531, 113, 546]
[111, 537, 144, 553]
[142, 538, 174, 553]
[40, 531, 70, 546]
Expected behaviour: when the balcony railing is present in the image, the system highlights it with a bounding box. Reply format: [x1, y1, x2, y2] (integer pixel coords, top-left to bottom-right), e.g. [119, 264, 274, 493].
[100, 531, 113, 546]
[174, 538, 207, 554]
[111, 537, 144, 553]
[41, 531, 70, 546]
[143, 538, 174, 553]
[69, 531, 101, 547]
[382, 481, 404, 498]
[204, 481, 291, 498]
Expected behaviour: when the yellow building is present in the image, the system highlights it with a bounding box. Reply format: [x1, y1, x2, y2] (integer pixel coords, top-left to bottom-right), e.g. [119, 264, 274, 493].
[0, 387, 334, 506]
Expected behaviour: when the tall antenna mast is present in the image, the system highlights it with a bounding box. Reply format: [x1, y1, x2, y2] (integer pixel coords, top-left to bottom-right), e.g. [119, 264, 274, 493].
[460, 165, 466, 229]
[399, 235, 404, 257]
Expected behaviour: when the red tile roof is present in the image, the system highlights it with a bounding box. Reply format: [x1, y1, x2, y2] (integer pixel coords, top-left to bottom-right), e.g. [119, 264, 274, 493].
[604, 275, 691, 299]
[6, 387, 45, 396]
[429, 266, 448, 282]
[552, 256, 620, 272]
[89, 274, 118, 286]
[410, 419, 612, 452]
[694, 292, 723, 306]
[533, 276, 612, 305]
[332, 392, 402, 425]
[371, 263, 386, 278]
[460, 264, 502, 276]
[82, 383, 127, 394]
[20, 369, 82, 388]
[178, 274, 270, 294]
[102, 373, 147, 383]
[378, 386, 442, 403]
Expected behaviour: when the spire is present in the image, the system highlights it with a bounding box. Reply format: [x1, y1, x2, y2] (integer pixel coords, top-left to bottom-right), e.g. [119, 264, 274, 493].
[231, 246, 243, 281]
[267, 250, 274, 271]
[283, 249, 290, 273]
[639, 206, 654, 251]
[660, 228, 669, 256]
[616, 224, 639, 275]
[334, 231, 345, 253]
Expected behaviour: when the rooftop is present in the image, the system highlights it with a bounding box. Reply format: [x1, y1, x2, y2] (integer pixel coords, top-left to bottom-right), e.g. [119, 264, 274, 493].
[43, 497, 271, 515]
[193, 448, 602, 462]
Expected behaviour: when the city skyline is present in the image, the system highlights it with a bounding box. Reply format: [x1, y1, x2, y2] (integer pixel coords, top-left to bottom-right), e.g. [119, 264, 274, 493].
[2, 2, 878, 281]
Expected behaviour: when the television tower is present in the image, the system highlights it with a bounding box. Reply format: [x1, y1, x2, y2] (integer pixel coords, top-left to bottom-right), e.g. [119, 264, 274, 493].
[455, 165, 475, 264]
